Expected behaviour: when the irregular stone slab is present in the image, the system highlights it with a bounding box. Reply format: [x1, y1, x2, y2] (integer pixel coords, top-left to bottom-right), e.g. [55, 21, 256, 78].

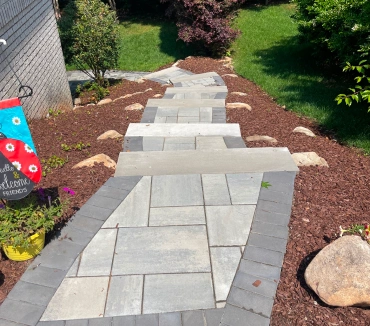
[147, 98, 225, 108]
[125, 103, 144, 111]
[226, 173, 263, 204]
[112, 226, 210, 274]
[73, 154, 116, 169]
[222, 74, 238, 78]
[292, 152, 329, 167]
[115, 148, 299, 176]
[206, 205, 255, 246]
[170, 72, 219, 83]
[149, 206, 205, 226]
[143, 273, 214, 313]
[97, 98, 112, 105]
[41, 277, 109, 321]
[305, 235, 370, 307]
[136, 78, 145, 83]
[103, 176, 151, 228]
[165, 86, 227, 93]
[293, 126, 316, 137]
[97, 130, 123, 140]
[231, 92, 247, 96]
[210, 247, 241, 301]
[105, 275, 143, 316]
[246, 135, 277, 143]
[143, 67, 191, 80]
[226, 102, 252, 111]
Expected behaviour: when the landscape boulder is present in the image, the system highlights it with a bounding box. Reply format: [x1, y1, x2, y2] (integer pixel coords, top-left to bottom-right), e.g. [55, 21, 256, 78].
[246, 135, 277, 143]
[231, 92, 247, 96]
[97, 130, 123, 140]
[305, 235, 370, 307]
[226, 102, 252, 111]
[97, 98, 112, 105]
[72, 154, 116, 170]
[124, 103, 144, 111]
[293, 126, 315, 137]
[292, 152, 328, 167]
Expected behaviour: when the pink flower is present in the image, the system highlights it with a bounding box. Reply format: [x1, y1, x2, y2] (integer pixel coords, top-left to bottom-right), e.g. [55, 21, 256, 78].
[63, 187, 75, 196]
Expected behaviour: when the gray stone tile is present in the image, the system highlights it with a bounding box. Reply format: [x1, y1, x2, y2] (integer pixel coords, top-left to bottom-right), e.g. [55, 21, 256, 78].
[206, 205, 255, 246]
[223, 136, 246, 149]
[196, 137, 227, 150]
[141, 107, 157, 123]
[178, 108, 199, 117]
[154, 116, 167, 123]
[104, 176, 142, 191]
[123, 136, 143, 152]
[113, 315, 135, 326]
[77, 204, 113, 221]
[156, 108, 178, 117]
[239, 259, 281, 281]
[253, 210, 291, 226]
[41, 277, 109, 321]
[143, 137, 164, 151]
[56, 225, 94, 247]
[78, 229, 117, 276]
[3, 319, 30, 326]
[93, 185, 130, 201]
[113, 226, 210, 274]
[65, 320, 88, 326]
[251, 220, 289, 239]
[163, 143, 195, 151]
[263, 171, 296, 186]
[210, 247, 241, 301]
[159, 312, 182, 326]
[149, 206, 205, 226]
[165, 116, 178, 123]
[103, 176, 151, 228]
[37, 321, 65, 326]
[7, 281, 55, 307]
[164, 137, 195, 144]
[181, 311, 205, 326]
[221, 304, 270, 326]
[66, 255, 80, 277]
[258, 188, 294, 205]
[136, 314, 159, 326]
[247, 233, 287, 253]
[144, 274, 214, 314]
[151, 174, 203, 207]
[257, 200, 292, 215]
[0, 299, 45, 325]
[199, 107, 212, 122]
[105, 275, 143, 316]
[243, 245, 284, 267]
[21, 266, 65, 288]
[67, 214, 104, 234]
[202, 174, 230, 205]
[228, 287, 274, 318]
[216, 302, 226, 308]
[204, 309, 224, 326]
[226, 173, 263, 204]
[177, 117, 200, 123]
[89, 318, 112, 326]
[85, 194, 122, 210]
[233, 271, 278, 298]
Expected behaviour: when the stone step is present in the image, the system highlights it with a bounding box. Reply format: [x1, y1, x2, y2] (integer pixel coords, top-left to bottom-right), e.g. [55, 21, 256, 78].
[146, 99, 225, 108]
[115, 148, 299, 176]
[165, 86, 228, 93]
[170, 72, 219, 83]
[125, 123, 240, 137]
[163, 86, 228, 100]
[143, 67, 193, 84]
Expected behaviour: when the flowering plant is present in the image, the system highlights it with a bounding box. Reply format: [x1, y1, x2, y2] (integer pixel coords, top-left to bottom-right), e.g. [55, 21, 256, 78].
[339, 223, 370, 243]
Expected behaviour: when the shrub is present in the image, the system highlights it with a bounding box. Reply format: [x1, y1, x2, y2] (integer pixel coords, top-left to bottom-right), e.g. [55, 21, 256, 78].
[72, 0, 120, 86]
[160, 0, 244, 56]
[292, 0, 370, 65]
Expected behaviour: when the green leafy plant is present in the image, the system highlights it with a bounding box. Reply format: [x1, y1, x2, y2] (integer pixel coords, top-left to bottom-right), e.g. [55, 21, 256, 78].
[339, 224, 370, 244]
[41, 155, 69, 176]
[61, 142, 90, 152]
[261, 181, 272, 189]
[61, 144, 72, 152]
[48, 109, 62, 117]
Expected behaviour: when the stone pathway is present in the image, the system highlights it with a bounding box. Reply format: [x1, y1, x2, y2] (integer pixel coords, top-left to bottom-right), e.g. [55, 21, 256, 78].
[0, 68, 298, 326]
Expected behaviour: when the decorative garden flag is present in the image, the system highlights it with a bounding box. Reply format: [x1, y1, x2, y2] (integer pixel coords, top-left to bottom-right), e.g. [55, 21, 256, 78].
[0, 98, 41, 200]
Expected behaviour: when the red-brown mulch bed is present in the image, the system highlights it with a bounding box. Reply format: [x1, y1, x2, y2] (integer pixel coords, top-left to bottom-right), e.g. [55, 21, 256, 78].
[1, 57, 370, 325]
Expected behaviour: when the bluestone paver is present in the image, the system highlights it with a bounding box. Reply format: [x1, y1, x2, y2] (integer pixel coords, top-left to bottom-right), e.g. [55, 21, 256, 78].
[257, 200, 292, 215]
[0, 299, 45, 325]
[88, 318, 112, 326]
[201, 174, 231, 206]
[144, 274, 214, 314]
[77, 229, 117, 276]
[56, 225, 94, 247]
[263, 171, 296, 186]
[104, 176, 142, 191]
[247, 232, 287, 253]
[141, 107, 158, 123]
[233, 271, 278, 298]
[7, 281, 55, 307]
[226, 173, 263, 204]
[159, 312, 182, 326]
[103, 176, 151, 228]
[67, 214, 105, 234]
[151, 174, 203, 207]
[181, 310, 205, 326]
[41, 277, 109, 321]
[66, 256, 79, 277]
[243, 245, 284, 267]
[105, 275, 143, 316]
[156, 108, 178, 117]
[143, 137, 164, 151]
[206, 205, 255, 246]
[221, 304, 270, 326]
[253, 209, 291, 226]
[163, 138, 195, 151]
[113, 315, 135, 326]
[210, 247, 241, 301]
[20, 266, 66, 289]
[76, 204, 113, 221]
[258, 188, 294, 205]
[251, 220, 289, 239]
[123, 136, 144, 151]
[149, 206, 205, 226]
[65, 319, 88, 326]
[223, 136, 247, 149]
[204, 309, 225, 326]
[239, 259, 281, 281]
[136, 314, 159, 326]
[85, 194, 122, 210]
[113, 226, 210, 275]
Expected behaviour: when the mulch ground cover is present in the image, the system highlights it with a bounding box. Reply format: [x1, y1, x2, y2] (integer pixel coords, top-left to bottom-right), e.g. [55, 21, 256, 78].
[1, 56, 370, 325]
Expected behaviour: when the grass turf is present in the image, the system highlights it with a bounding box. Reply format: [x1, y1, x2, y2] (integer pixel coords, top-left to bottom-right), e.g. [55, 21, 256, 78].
[232, 3, 370, 153]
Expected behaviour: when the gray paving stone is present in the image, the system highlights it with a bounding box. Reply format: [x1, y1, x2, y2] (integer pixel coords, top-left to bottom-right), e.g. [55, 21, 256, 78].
[115, 148, 299, 177]
[151, 174, 203, 207]
[105, 275, 143, 316]
[103, 176, 151, 228]
[123, 136, 143, 152]
[215, 92, 228, 99]
[56, 225, 94, 247]
[181, 310, 205, 326]
[204, 309, 224, 326]
[88, 318, 112, 326]
[170, 71, 219, 83]
[221, 304, 270, 326]
[113, 315, 135, 326]
[156, 108, 178, 117]
[136, 314, 159, 326]
[147, 99, 225, 108]
[199, 107, 212, 122]
[239, 259, 281, 281]
[223, 136, 246, 149]
[96, 185, 131, 200]
[85, 194, 122, 210]
[149, 206, 205, 226]
[0, 299, 45, 325]
[78, 229, 117, 276]
[104, 176, 142, 191]
[7, 281, 55, 307]
[202, 174, 230, 205]
[67, 214, 105, 234]
[65, 320, 88, 326]
[165, 116, 178, 123]
[141, 107, 157, 123]
[159, 312, 182, 326]
[243, 245, 284, 267]
[228, 287, 274, 318]
[258, 188, 294, 205]
[251, 220, 289, 239]
[196, 137, 227, 150]
[2, 319, 30, 326]
[113, 226, 210, 274]
[154, 116, 167, 123]
[143, 137, 164, 151]
[77, 204, 113, 221]
[206, 205, 255, 246]
[41, 277, 109, 321]
[263, 171, 296, 185]
[163, 138, 195, 151]
[253, 209, 291, 226]
[233, 271, 278, 298]
[226, 173, 263, 204]
[177, 117, 200, 123]
[247, 233, 287, 253]
[210, 247, 241, 301]
[217, 302, 226, 308]
[21, 266, 65, 288]
[37, 321, 65, 326]
[165, 85, 227, 93]
[66, 255, 80, 277]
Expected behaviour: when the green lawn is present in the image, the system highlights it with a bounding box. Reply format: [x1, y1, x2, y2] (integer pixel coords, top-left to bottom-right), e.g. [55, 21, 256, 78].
[66, 17, 194, 72]
[232, 3, 370, 153]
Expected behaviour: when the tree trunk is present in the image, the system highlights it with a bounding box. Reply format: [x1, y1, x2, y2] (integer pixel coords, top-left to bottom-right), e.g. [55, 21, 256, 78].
[52, 0, 61, 20]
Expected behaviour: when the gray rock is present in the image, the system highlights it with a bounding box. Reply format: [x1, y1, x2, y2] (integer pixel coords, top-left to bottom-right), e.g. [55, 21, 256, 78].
[97, 98, 112, 105]
[246, 135, 277, 143]
[292, 152, 328, 167]
[97, 130, 123, 140]
[125, 103, 144, 111]
[226, 102, 252, 111]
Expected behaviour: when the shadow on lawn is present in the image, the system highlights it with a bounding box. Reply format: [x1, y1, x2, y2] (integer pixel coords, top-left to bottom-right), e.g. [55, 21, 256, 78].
[252, 35, 370, 149]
